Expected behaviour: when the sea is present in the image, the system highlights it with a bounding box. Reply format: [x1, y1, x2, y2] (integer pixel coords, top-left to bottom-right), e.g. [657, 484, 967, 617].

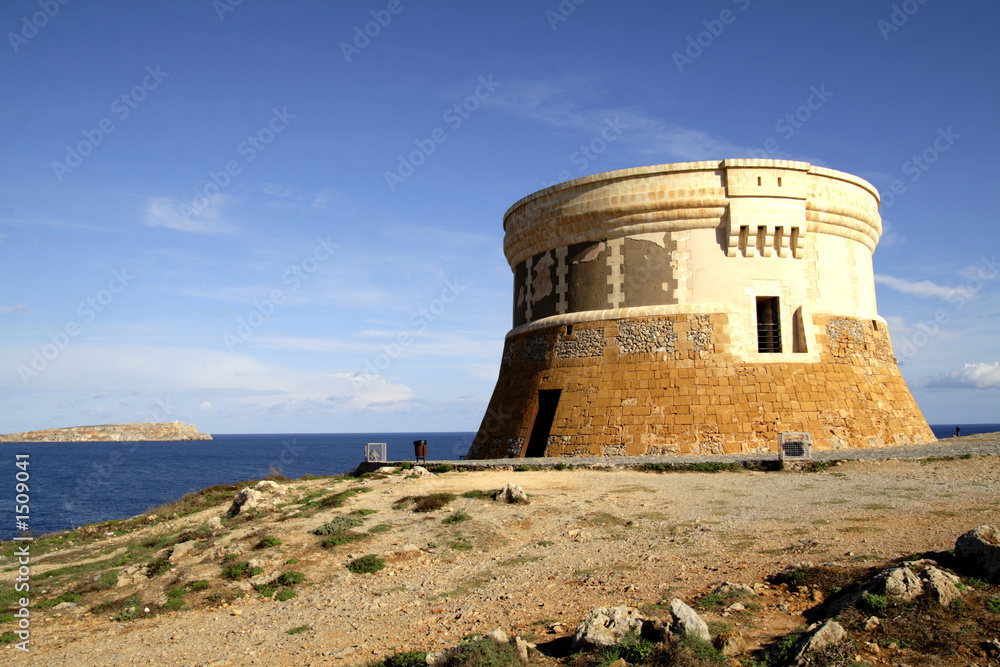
[0, 432, 474, 541]
[1, 424, 996, 541]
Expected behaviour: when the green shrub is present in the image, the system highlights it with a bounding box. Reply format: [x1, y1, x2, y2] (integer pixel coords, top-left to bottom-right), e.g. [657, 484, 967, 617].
[285, 558, 300, 565]
[0, 632, 19, 645]
[275, 588, 297, 601]
[377, 650, 427, 667]
[398, 462, 413, 470]
[860, 592, 888, 616]
[537, 540, 554, 547]
[429, 464, 455, 473]
[286, 624, 310, 635]
[221, 561, 252, 580]
[254, 536, 282, 549]
[146, 559, 172, 577]
[597, 629, 656, 665]
[987, 597, 1000, 614]
[449, 541, 472, 551]
[254, 584, 276, 597]
[413, 493, 456, 512]
[98, 570, 118, 588]
[678, 635, 725, 664]
[188, 580, 210, 591]
[443, 511, 471, 524]
[276, 571, 304, 586]
[368, 523, 392, 533]
[166, 587, 187, 599]
[347, 554, 385, 574]
[322, 532, 367, 548]
[112, 606, 139, 622]
[461, 490, 497, 500]
[439, 636, 521, 667]
[312, 515, 364, 535]
[163, 598, 185, 611]
[352, 508, 378, 516]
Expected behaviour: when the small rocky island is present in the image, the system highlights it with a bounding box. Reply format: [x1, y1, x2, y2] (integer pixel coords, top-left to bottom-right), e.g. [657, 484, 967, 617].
[0, 421, 212, 442]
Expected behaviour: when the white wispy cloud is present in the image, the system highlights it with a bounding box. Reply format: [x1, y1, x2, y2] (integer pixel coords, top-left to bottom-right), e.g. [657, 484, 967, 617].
[486, 77, 749, 162]
[874, 274, 968, 300]
[144, 195, 236, 233]
[0, 215, 111, 233]
[0, 304, 31, 316]
[923, 362, 1000, 389]
[258, 184, 358, 215]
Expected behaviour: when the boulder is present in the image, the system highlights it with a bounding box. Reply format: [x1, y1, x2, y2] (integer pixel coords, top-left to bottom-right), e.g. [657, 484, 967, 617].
[922, 565, 963, 607]
[572, 606, 646, 650]
[254, 480, 285, 494]
[168, 540, 199, 562]
[713, 630, 746, 656]
[411, 466, 433, 477]
[713, 582, 755, 596]
[512, 636, 529, 662]
[375, 466, 399, 474]
[228, 488, 265, 517]
[872, 566, 923, 601]
[669, 598, 710, 642]
[485, 628, 508, 644]
[495, 482, 529, 504]
[206, 516, 223, 530]
[955, 525, 1000, 583]
[794, 620, 846, 663]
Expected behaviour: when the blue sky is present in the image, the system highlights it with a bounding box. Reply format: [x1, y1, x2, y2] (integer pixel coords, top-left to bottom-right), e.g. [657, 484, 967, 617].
[1, 0, 998, 434]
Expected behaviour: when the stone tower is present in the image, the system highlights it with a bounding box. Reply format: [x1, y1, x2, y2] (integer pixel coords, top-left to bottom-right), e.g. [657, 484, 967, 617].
[467, 159, 934, 458]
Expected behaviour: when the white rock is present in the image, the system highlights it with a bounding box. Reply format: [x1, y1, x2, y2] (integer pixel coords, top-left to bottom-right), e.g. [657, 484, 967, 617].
[923, 565, 963, 607]
[669, 598, 710, 642]
[495, 482, 529, 504]
[572, 606, 646, 650]
[485, 627, 508, 644]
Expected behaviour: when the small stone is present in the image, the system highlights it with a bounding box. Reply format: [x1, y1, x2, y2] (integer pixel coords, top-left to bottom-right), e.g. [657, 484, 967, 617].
[231, 609, 242, 616]
[486, 628, 508, 644]
[864, 616, 880, 631]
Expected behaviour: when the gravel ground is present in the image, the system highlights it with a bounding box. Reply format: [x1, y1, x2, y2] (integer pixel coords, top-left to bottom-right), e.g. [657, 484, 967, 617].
[11, 433, 1000, 666]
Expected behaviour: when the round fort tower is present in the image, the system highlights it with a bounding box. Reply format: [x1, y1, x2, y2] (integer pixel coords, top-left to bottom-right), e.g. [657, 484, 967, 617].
[467, 159, 935, 458]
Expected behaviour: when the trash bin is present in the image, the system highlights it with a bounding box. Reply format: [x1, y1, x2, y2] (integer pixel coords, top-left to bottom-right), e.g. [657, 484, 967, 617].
[413, 439, 427, 462]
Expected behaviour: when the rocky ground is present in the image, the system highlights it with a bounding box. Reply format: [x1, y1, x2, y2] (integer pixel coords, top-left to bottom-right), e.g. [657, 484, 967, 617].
[3, 436, 1000, 666]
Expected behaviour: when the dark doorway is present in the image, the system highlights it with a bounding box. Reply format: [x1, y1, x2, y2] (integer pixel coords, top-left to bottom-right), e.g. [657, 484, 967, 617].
[525, 389, 561, 457]
[756, 296, 782, 353]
